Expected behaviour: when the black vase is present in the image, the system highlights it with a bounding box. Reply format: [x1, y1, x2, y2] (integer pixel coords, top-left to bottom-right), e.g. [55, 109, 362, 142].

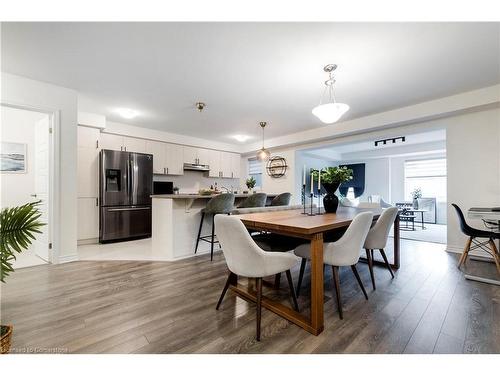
[322, 182, 341, 213]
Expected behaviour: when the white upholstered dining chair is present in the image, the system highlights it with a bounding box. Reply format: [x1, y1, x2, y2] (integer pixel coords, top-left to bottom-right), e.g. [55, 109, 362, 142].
[294, 212, 374, 319]
[363, 207, 399, 290]
[214, 214, 300, 341]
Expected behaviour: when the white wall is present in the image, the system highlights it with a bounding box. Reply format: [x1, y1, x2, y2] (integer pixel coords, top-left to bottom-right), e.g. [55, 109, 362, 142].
[0, 106, 46, 207]
[447, 108, 500, 252]
[1, 72, 78, 263]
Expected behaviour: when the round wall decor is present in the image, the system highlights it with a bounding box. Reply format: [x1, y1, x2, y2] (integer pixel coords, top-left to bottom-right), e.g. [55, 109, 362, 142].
[266, 156, 288, 178]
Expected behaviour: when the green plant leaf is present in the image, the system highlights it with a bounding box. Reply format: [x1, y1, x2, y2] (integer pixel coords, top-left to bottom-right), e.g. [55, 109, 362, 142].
[0, 201, 45, 283]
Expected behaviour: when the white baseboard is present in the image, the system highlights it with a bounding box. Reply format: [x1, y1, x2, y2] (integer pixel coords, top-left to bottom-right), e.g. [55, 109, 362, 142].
[445, 245, 463, 254]
[77, 238, 98, 246]
[57, 254, 79, 264]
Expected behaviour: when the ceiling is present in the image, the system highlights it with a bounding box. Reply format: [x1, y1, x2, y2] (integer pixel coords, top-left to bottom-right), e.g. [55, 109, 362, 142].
[303, 129, 446, 160]
[2, 22, 499, 144]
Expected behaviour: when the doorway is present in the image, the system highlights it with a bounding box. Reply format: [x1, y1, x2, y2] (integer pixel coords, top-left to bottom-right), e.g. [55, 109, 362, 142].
[1, 105, 53, 267]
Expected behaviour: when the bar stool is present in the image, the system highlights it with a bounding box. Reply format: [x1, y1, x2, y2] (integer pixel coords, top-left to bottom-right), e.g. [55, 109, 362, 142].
[195, 193, 235, 261]
[270, 192, 291, 206]
[238, 192, 267, 208]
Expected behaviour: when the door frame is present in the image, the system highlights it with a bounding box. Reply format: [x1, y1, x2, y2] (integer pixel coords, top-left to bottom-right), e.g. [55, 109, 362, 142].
[1, 102, 60, 264]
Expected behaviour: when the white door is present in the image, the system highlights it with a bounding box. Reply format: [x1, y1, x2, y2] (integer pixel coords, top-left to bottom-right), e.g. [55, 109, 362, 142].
[33, 116, 50, 262]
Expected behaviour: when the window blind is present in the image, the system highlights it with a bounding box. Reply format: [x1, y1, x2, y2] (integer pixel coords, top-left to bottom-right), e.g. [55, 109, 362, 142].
[248, 158, 262, 175]
[405, 158, 446, 178]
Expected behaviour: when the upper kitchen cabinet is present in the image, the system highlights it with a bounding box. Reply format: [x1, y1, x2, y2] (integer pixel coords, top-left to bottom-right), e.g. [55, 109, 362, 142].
[183, 146, 211, 166]
[220, 152, 233, 178]
[77, 126, 100, 197]
[145, 140, 166, 174]
[183, 146, 198, 164]
[165, 143, 184, 175]
[99, 133, 124, 151]
[99, 133, 146, 153]
[123, 136, 146, 153]
[230, 153, 241, 179]
[146, 141, 184, 175]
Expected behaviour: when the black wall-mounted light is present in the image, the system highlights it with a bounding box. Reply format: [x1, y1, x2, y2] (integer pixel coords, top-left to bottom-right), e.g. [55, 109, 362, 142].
[374, 136, 405, 147]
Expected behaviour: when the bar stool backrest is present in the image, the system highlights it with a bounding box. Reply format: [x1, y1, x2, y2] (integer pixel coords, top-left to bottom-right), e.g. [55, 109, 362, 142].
[205, 193, 236, 214]
[270, 192, 291, 206]
[238, 193, 267, 208]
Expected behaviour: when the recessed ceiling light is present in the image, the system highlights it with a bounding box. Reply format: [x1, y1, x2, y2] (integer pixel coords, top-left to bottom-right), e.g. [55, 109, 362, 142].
[232, 135, 251, 142]
[115, 108, 139, 119]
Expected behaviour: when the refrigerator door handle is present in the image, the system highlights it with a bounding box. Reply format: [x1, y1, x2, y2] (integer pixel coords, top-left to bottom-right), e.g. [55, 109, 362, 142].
[107, 207, 151, 212]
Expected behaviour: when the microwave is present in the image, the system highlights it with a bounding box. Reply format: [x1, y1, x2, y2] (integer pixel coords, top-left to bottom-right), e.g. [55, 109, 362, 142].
[153, 181, 174, 195]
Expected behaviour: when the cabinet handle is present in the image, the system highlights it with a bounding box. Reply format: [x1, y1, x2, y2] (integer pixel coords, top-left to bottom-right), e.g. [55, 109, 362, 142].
[96, 140, 99, 149]
[167, 167, 169, 174]
[96, 198, 99, 206]
[231, 172, 233, 178]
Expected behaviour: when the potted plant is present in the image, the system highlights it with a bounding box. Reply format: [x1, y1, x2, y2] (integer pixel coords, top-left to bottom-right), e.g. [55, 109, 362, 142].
[173, 186, 179, 195]
[312, 166, 353, 213]
[411, 188, 422, 209]
[0, 202, 44, 354]
[245, 177, 256, 193]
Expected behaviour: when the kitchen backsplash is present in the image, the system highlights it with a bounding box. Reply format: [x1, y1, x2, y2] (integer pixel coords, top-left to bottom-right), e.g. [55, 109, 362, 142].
[153, 170, 241, 194]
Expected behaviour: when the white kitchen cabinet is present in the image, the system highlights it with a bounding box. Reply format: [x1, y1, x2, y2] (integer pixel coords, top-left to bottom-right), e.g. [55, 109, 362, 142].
[123, 136, 146, 153]
[99, 133, 124, 151]
[146, 140, 166, 174]
[220, 152, 232, 178]
[230, 153, 241, 179]
[77, 197, 99, 241]
[165, 143, 184, 175]
[183, 146, 198, 164]
[77, 126, 100, 197]
[197, 148, 212, 166]
[208, 150, 221, 178]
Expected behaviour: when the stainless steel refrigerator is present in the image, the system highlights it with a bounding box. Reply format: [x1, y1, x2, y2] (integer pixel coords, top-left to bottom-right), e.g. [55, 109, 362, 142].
[99, 149, 153, 243]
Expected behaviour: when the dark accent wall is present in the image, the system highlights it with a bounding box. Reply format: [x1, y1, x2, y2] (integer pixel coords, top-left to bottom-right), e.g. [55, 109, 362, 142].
[338, 163, 365, 198]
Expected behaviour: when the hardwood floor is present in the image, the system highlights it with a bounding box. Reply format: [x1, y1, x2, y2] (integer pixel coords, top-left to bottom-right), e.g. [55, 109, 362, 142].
[1, 240, 499, 354]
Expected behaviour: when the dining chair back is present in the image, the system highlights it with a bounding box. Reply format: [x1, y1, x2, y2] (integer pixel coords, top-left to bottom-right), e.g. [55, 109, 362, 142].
[214, 214, 300, 340]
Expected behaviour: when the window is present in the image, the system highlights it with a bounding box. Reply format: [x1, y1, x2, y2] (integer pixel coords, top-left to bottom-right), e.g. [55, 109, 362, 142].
[248, 158, 263, 188]
[404, 158, 447, 202]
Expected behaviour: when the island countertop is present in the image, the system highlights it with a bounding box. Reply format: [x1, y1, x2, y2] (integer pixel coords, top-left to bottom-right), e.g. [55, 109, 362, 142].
[152, 193, 278, 199]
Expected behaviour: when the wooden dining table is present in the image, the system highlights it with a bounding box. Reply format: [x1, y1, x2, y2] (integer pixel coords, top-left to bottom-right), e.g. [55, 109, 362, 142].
[232, 206, 400, 336]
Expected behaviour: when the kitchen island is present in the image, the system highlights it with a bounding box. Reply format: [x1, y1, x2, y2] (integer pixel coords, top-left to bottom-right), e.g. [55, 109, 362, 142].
[151, 193, 278, 260]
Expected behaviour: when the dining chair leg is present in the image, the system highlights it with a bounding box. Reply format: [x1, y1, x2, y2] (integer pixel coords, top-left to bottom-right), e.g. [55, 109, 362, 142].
[458, 237, 473, 269]
[216, 272, 236, 310]
[365, 248, 376, 290]
[379, 249, 394, 278]
[488, 239, 500, 274]
[351, 264, 368, 300]
[210, 214, 215, 261]
[285, 270, 299, 312]
[331, 266, 343, 319]
[274, 273, 281, 289]
[296, 258, 307, 297]
[195, 212, 205, 254]
[256, 277, 262, 341]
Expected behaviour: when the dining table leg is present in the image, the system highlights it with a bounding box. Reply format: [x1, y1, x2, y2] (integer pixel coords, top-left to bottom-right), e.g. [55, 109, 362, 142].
[309, 232, 324, 335]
